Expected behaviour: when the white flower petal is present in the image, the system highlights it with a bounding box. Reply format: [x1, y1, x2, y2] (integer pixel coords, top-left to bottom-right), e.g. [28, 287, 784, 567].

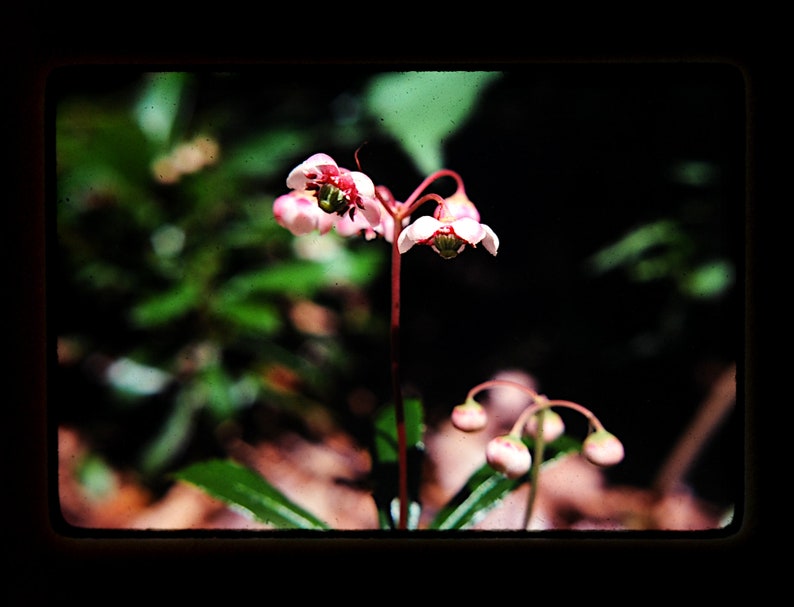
[397, 228, 417, 253]
[450, 217, 486, 245]
[480, 224, 499, 256]
[358, 196, 382, 227]
[407, 216, 445, 242]
[286, 153, 337, 190]
[349, 171, 376, 197]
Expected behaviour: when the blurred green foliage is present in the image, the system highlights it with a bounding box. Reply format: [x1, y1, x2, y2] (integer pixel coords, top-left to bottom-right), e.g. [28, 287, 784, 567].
[56, 71, 378, 478]
[55, 69, 502, 486]
[588, 218, 734, 299]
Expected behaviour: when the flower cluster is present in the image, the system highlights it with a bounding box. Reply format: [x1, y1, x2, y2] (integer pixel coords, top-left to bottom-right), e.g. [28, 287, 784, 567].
[452, 381, 624, 479]
[274, 153, 384, 238]
[273, 152, 499, 258]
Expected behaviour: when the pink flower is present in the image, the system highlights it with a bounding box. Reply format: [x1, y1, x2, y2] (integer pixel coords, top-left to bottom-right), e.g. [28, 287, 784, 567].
[286, 153, 381, 227]
[486, 435, 531, 478]
[525, 409, 565, 443]
[397, 193, 499, 259]
[582, 430, 625, 467]
[273, 191, 337, 236]
[451, 399, 488, 432]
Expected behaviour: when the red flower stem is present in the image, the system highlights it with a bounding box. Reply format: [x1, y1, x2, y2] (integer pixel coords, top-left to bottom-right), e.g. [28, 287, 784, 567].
[401, 169, 464, 214]
[390, 212, 408, 530]
[378, 169, 464, 530]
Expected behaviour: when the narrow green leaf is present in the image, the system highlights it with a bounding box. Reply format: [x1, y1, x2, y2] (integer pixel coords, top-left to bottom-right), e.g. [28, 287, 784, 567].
[429, 436, 581, 530]
[429, 464, 523, 530]
[212, 299, 282, 335]
[130, 281, 201, 327]
[173, 459, 330, 530]
[139, 383, 201, 474]
[219, 261, 327, 299]
[588, 219, 685, 274]
[200, 363, 236, 419]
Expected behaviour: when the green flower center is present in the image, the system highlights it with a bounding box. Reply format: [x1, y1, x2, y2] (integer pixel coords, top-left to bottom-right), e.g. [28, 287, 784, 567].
[433, 233, 465, 258]
[316, 183, 349, 215]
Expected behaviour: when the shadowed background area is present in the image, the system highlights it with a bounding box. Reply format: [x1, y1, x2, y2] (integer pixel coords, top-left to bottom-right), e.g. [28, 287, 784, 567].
[51, 64, 743, 529]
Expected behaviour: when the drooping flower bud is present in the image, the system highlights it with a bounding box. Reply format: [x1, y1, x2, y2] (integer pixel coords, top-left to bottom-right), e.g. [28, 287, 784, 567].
[582, 430, 624, 467]
[525, 409, 565, 443]
[451, 399, 488, 432]
[486, 435, 532, 478]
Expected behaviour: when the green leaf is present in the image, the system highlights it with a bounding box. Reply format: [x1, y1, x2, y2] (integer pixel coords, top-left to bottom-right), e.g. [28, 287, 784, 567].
[134, 72, 190, 147]
[211, 299, 282, 335]
[138, 382, 201, 474]
[679, 259, 734, 299]
[373, 398, 425, 461]
[428, 435, 581, 530]
[217, 248, 384, 301]
[429, 463, 523, 530]
[173, 459, 330, 529]
[363, 71, 502, 174]
[224, 129, 310, 179]
[200, 363, 237, 420]
[130, 281, 201, 327]
[219, 261, 328, 299]
[588, 219, 686, 274]
[371, 398, 425, 529]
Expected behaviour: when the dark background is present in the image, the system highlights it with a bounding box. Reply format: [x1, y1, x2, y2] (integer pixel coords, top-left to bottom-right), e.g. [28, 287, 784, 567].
[36, 62, 746, 533]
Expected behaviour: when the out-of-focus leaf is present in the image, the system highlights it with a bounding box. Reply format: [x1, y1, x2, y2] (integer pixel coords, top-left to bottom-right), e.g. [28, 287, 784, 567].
[134, 72, 191, 147]
[373, 398, 424, 461]
[139, 382, 202, 474]
[217, 247, 384, 301]
[363, 71, 502, 174]
[211, 299, 282, 336]
[220, 261, 328, 298]
[173, 459, 330, 529]
[429, 435, 581, 530]
[76, 453, 117, 500]
[200, 363, 237, 420]
[679, 259, 734, 299]
[224, 129, 310, 179]
[130, 281, 201, 327]
[372, 398, 425, 529]
[588, 219, 686, 274]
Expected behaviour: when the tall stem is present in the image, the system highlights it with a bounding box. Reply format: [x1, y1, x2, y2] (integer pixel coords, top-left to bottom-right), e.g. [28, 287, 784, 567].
[391, 216, 408, 530]
[524, 408, 545, 530]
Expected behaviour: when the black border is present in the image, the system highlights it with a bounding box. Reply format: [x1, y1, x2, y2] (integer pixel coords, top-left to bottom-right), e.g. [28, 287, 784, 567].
[7, 40, 766, 588]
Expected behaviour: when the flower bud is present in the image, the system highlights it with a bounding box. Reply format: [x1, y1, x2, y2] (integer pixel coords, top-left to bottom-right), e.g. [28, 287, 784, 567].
[525, 409, 565, 443]
[486, 435, 532, 478]
[582, 430, 625, 467]
[451, 399, 488, 432]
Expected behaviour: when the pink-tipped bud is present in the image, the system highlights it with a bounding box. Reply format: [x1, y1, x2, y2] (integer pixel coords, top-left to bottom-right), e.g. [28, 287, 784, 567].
[451, 400, 488, 432]
[525, 409, 565, 443]
[582, 430, 625, 467]
[486, 435, 532, 478]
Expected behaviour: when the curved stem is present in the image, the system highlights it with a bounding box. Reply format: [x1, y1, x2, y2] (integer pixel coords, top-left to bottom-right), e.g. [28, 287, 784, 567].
[511, 399, 605, 436]
[466, 378, 541, 403]
[400, 193, 446, 222]
[401, 169, 465, 214]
